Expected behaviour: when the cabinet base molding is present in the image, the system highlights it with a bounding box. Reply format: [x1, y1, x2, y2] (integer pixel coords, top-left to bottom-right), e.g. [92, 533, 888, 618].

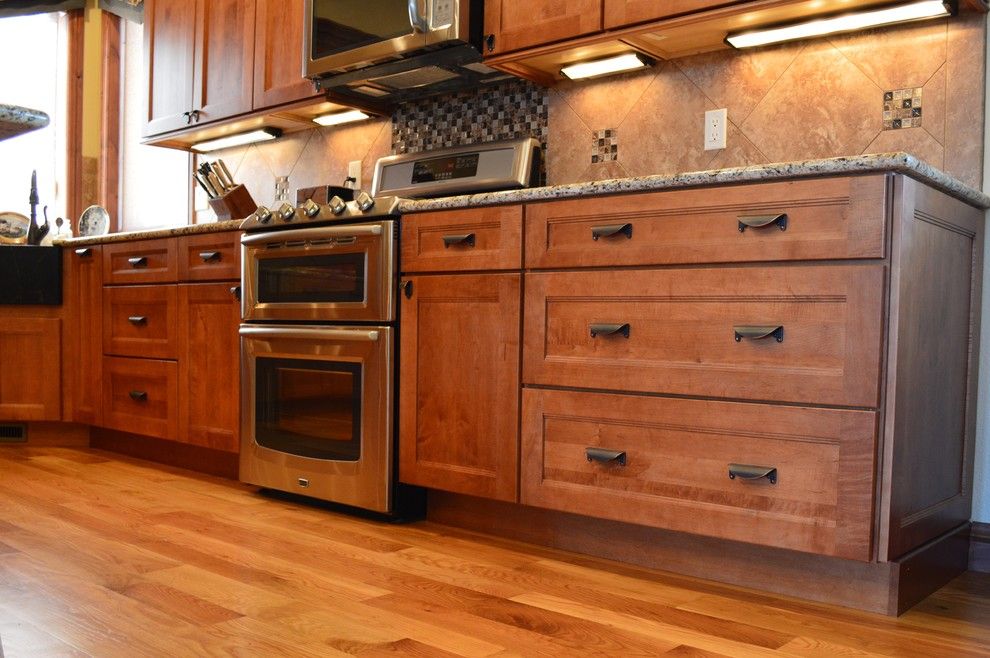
[0, 422, 90, 447]
[971, 522, 990, 573]
[427, 491, 970, 615]
[91, 428, 238, 479]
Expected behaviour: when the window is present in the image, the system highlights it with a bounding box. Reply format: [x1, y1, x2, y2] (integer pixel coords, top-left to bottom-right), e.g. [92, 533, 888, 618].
[0, 12, 68, 233]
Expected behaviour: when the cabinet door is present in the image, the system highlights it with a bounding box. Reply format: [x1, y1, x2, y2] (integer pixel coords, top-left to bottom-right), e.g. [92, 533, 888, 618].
[63, 246, 103, 425]
[484, 0, 602, 55]
[143, 0, 198, 137]
[254, 0, 318, 108]
[177, 283, 241, 452]
[399, 274, 521, 501]
[604, 0, 749, 29]
[193, 0, 256, 125]
[0, 318, 61, 421]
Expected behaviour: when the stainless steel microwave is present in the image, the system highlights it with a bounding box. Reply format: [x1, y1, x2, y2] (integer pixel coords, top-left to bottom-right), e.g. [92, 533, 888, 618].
[303, 0, 505, 106]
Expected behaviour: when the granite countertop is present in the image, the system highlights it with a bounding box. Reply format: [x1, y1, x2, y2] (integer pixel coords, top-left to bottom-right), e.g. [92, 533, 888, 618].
[399, 153, 990, 213]
[0, 104, 50, 142]
[55, 153, 990, 246]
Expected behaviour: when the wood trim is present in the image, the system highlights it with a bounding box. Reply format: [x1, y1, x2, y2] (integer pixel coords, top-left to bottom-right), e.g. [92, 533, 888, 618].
[90, 427, 238, 479]
[972, 521, 990, 572]
[17, 422, 90, 448]
[100, 11, 122, 233]
[66, 9, 85, 230]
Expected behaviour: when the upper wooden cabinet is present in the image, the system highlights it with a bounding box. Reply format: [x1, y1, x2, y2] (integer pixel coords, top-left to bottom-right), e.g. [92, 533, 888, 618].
[603, 0, 748, 29]
[143, 0, 316, 138]
[484, 0, 603, 56]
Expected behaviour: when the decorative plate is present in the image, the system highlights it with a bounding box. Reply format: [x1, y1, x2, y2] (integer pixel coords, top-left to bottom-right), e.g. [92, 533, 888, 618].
[78, 205, 110, 237]
[0, 211, 29, 244]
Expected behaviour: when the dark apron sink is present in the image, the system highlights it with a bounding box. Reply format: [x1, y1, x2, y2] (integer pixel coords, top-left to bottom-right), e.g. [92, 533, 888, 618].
[0, 245, 62, 305]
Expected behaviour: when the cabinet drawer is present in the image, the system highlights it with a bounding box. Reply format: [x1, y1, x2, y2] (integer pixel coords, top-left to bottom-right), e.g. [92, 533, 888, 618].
[522, 388, 876, 560]
[525, 176, 888, 268]
[523, 265, 884, 407]
[178, 232, 242, 281]
[104, 238, 177, 284]
[102, 356, 178, 440]
[402, 206, 523, 272]
[103, 285, 178, 359]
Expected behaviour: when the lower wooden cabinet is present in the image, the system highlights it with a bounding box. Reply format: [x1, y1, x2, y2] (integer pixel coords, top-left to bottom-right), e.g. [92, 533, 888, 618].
[103, 355, 178, 439]
[399, 273, 522, 501]
[177, 283, 240, 451]
[63, 245, 103, 425]
[0, 316, 61, 421]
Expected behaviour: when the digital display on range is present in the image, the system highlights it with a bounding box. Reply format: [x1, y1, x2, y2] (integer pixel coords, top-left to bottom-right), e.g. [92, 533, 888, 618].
[411, 153, 480, 183]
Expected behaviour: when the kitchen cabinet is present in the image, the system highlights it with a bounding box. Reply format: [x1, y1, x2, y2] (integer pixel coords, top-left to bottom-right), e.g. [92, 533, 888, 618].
[603, 0, 748, 29]
[144, 0, 315, 139]
[484, 0, 602, 56]
[63, 245, 103, 425]
[177, 283, 240, 452]
[97, 232, 242, 454]
[0, 316, 61, 421]
[398, 207, 524, 502]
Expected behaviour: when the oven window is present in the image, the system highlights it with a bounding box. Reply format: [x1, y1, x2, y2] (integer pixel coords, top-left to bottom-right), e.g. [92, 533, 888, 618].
[312, 0, 411, 60]
[255, 358, 362, 461]
[257, 253, 365, 305]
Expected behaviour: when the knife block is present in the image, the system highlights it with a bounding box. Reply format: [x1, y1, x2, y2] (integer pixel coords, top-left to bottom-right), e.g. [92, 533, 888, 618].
[208, 184, 256, 221]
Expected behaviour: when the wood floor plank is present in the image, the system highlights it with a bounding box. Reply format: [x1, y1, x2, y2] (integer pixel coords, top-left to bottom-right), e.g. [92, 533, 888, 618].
[0, 447, 988, 657]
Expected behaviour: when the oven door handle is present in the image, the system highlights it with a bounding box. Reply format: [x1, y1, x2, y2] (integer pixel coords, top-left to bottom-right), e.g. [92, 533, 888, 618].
[238, 326, 380, 342]
[240, 224, 383, 246]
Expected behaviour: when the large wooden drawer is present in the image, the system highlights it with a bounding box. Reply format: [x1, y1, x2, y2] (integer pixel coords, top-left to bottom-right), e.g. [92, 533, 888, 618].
[521, 388, 877, 560]
[525, 175, 888, 268]
[177, 232, 242, 281]
[523, 265, 884, 407]
[402, 206, 523, 272]
[104, 238, 177, 284]
[102, 356, 178, 440]
[103, 285, 178, 359]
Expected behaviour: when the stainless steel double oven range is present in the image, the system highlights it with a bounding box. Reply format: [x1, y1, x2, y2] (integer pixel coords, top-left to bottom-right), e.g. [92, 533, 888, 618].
[238, 139, 541, 516]
[239, 194, 411, 515]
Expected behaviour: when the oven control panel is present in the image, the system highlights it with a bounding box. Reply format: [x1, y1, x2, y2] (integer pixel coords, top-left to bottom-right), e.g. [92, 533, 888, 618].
[240, 194, 402, 232]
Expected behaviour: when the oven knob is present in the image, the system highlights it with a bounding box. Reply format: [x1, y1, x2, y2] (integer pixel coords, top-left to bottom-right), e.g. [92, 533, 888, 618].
[356, 191, 375, 212]
[328, 195, 347, 215]
[278, 202, 296, 222]
[301, 198, 320, 218]
[255, 205, 273, 224]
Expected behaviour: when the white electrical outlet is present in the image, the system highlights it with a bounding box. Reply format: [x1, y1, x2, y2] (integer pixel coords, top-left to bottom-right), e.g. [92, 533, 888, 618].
[348, 160, 362, 191]
[704, 108, 727, 151]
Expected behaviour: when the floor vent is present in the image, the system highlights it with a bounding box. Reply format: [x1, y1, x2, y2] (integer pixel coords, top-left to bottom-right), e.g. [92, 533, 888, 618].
[0, 424, 27, 443]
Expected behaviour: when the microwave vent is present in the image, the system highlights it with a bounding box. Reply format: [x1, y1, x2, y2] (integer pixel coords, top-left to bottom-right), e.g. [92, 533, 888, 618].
[370, 66, 460, 90]
[462, 62, 498, 75]
[351, 85, 390, 98]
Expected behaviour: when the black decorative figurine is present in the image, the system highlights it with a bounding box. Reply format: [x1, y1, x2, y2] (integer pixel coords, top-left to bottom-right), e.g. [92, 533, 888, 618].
[26, 170, 49, 245]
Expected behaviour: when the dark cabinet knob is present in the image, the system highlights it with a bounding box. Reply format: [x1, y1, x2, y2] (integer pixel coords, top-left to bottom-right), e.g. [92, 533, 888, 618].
[74, 247, 92, 257]
[128, 390, 148, 402]
[230, 285, 241, 301]
[199, 251, 221, 262]
[127, 256, 148, 268]
[485, 34, 495, 52]
[127, 316, 148, 325]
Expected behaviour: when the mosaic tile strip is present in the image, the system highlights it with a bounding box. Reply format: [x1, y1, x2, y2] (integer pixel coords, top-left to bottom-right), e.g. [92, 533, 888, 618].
[883, 87, 923, 130]
[392, 79, 549, 183]
[592, 129, 618, 163]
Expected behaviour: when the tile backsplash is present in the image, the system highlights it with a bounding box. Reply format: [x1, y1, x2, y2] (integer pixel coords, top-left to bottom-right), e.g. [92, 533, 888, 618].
[210, 12, 985, 219]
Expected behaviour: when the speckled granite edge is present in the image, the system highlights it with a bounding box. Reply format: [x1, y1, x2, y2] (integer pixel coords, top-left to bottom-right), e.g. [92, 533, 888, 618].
[0, 104, 50, 142]
[54, 219, 244, 247]
[398, 153, 990, 213]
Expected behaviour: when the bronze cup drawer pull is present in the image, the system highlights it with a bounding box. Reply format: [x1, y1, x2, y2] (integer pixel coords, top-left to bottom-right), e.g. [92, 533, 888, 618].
[592, 223, 633, 241]
[442, 233, 476, 248]
[586, 447, 627, 466]
[127, 315, 148, 325]
[128, 390, 148, 402]
[728, 463, 777, 485]
[74, 247, 92, 257]
[738, 213, 787, 233]
[127, 256, 148, 268]
[734, 325, 783, 343]
[198, 251, 221, 262]
[590, 322, 630, 339]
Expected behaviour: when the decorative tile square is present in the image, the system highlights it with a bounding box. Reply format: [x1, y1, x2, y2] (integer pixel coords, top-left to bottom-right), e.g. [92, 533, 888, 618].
[883, 87, 922, 130]
[592, 129, 618, 163]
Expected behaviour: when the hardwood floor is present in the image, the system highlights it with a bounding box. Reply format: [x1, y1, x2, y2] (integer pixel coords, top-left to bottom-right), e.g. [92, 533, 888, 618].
[0, 447, 988, 657]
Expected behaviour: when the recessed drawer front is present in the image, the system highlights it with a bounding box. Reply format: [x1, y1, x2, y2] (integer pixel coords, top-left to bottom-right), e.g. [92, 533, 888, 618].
[103, 285, 178, 359]
[177, 232, 242, 281]
[402, 206, 523, 272]
[522, 388, 876, 560]
[524, 265, 884, 408]
[104, 238, 177, 284]
[525, 175, 888, 269]
[102, 356, 178, 440]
